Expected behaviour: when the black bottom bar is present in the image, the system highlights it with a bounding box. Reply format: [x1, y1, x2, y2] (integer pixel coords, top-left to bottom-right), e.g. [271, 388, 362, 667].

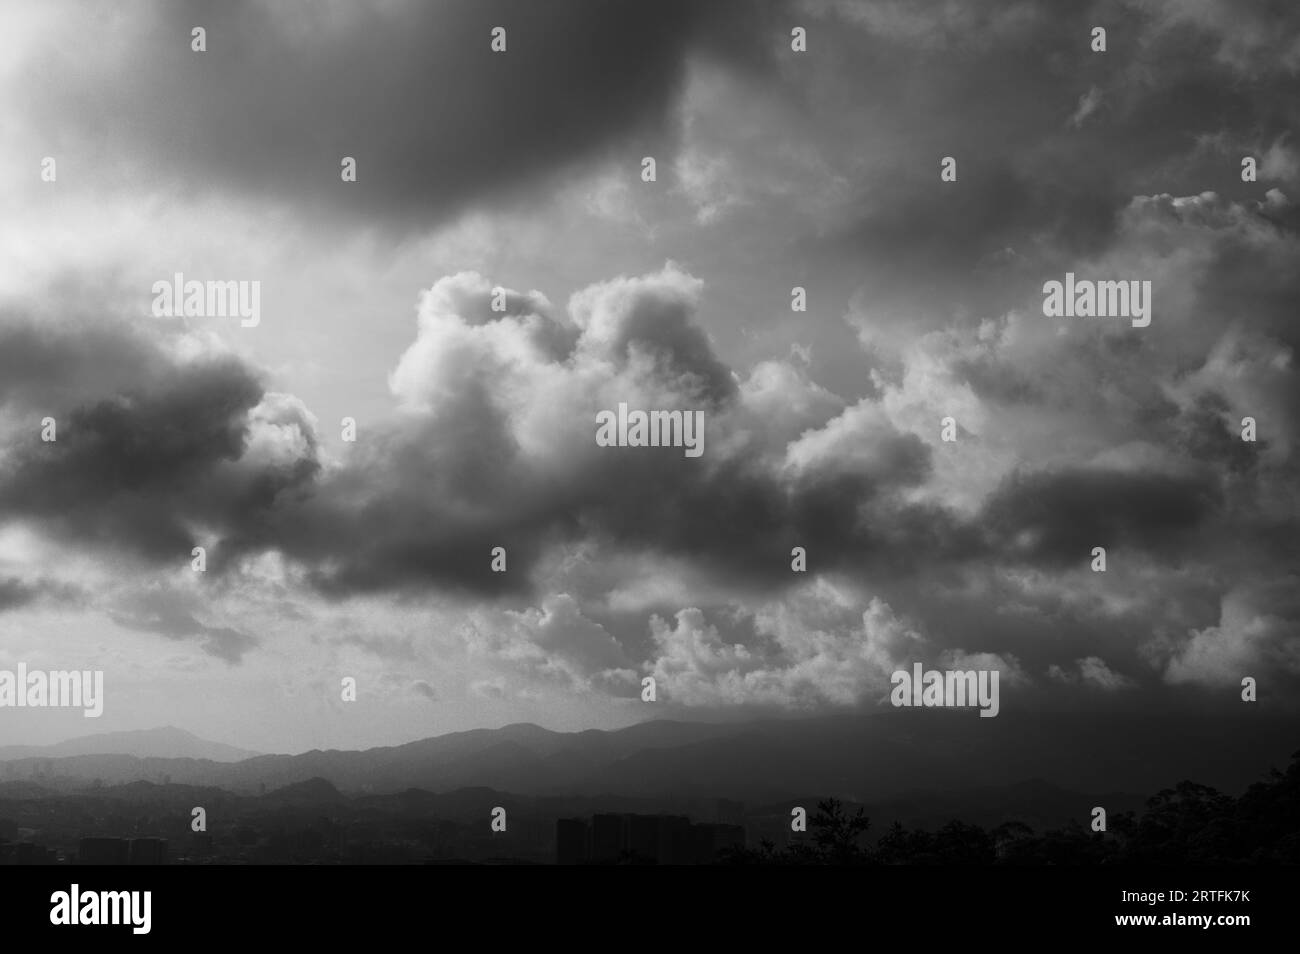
[2, 864, 1280, 942]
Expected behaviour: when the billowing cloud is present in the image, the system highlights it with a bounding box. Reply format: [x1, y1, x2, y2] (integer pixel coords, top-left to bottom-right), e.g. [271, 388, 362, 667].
[464, 593, 635, 690]
[1163, 581, 1300, 687]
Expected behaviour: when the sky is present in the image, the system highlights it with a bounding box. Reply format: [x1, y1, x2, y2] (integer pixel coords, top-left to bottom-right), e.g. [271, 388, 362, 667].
[0, 0, 1297, 754]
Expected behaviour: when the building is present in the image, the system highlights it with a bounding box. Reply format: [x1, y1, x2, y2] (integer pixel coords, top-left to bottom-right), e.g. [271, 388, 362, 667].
[625, 815, 658, 863]
[655, 816, 693, 865]
[714, 799, 745, 827]
[590, 814, 625, 863]
[555, 818, 586, 865]
[129, 837, 169, 865]
[80, 837, 130, 865]
[690, 823, 745, 863]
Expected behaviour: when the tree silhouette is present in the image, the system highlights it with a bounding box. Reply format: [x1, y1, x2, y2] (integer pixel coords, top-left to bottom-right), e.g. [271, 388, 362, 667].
[718, 750, 1300, 865]
[811, 798, 872, 865]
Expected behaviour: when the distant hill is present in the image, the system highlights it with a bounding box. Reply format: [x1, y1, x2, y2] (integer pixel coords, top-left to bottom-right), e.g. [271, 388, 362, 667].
[0, 780, 56, 800]
[0, 726, 260, 763]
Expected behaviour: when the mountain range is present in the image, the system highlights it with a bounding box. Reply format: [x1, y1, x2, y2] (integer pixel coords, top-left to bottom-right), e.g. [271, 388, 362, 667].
[3, 710, 1294, 805]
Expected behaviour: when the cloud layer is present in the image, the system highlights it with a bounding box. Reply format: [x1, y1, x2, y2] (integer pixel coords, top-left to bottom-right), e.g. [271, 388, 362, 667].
[1, 0, 1297, 745]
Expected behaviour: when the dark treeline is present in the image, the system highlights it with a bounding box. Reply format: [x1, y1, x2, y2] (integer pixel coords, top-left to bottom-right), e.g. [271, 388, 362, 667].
[721, 750, 1300, 865]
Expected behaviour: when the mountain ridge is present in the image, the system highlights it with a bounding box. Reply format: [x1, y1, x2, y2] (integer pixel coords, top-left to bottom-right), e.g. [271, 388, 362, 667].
[0, 725, 260, 763]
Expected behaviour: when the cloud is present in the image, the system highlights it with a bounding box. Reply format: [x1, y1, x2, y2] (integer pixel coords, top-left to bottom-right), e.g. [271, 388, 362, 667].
[470, 677, 508, 700]
[1130, 0, 1300, 77]
[17, 0, 782, 233]
[0, 340, 319, 567]
[110, 586, 259, 664]
[980, 466, 1221, 566]
[1260, 139, 1300, 184]
[1068, 86, 1103, 128]
[807, 0, 1044, 51]
[1194, 133, 1300, 186]
[1049, 656, 1135, 691]
[569, 265, 735, 406]
[937, 649, 1028, 686]
[0, 312, 172, 411]
[465, 594, 634, 690]
[220, 262, 962, 600]
[646, 588, 930, 708]
[1163, 581, 1300, 687]
[0, 577, 41, 612]
[3, 36, 1299, 697]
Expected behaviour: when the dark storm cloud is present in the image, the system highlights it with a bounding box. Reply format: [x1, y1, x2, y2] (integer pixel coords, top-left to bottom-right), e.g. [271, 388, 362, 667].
[980, 466, 1223, 566]
[263, 437, 965, 604]
[799, 0, 1300, 324]
[565, 449, 963, 587]
[212, 410, 561, 598]
[820, 161, 1125, 320]
[0, 315, 169, 411]
[22, 0, 783, 231]
[0, 313, 320, 568]
[2, 360, 256, 558]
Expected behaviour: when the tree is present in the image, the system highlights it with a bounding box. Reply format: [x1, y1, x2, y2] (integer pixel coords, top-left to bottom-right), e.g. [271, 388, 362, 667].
[811, 798, 872, 865]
